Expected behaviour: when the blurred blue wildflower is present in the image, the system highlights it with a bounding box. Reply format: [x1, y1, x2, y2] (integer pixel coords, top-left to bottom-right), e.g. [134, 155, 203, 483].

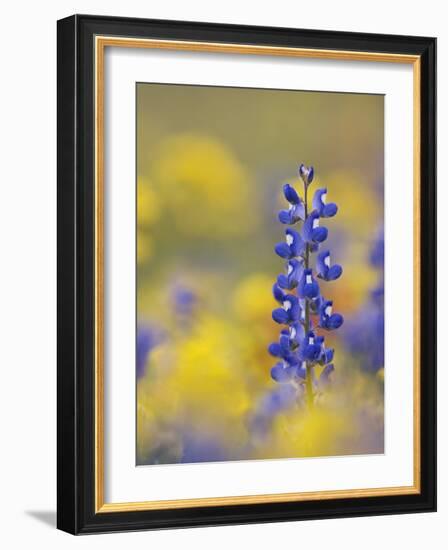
[172, 285, 198, 317]
[181, 433, 228, 464]
[344, 229, 384, 372]
[249, 384, 299, 439]
[136, 324, 164, 379]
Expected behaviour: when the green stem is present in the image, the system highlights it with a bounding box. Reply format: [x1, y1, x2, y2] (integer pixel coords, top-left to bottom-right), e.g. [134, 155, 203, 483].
[303, 182, 314, 410]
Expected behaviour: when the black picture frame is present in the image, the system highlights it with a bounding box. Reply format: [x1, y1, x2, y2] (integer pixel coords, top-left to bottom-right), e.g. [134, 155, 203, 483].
[57, 14, 436, 534]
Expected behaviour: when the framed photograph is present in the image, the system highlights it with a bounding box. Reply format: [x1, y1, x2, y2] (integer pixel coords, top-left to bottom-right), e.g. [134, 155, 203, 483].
[57, 14, 436, 534]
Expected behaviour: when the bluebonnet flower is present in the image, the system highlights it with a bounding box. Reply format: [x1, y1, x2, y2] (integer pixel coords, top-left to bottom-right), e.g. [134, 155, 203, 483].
[312, 188, 338, 218]
[275, 228, 305, 259]
[270, 163, 343, 408]
[277, 258, 303, 290]
[303, 211, 328, 244]
[299, 331, 323, 363]
[289, 321, 305, 348]
[317, 338, 335, 366]
[272, 294, 301, 324]
[297, 268, 320, 299]
[278, 184, 306, 224]
[318, 300, 344, 330]
[316, 250, 343, 281]
[299, 164, 314, 185]
[268, 330, 300, 366]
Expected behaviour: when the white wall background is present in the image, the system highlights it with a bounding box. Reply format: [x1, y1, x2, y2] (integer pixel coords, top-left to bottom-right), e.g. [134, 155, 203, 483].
[0, 1, 443, 548]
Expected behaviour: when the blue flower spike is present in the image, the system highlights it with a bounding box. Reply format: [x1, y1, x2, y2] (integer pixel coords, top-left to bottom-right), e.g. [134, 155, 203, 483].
[316, 250, 343, 281]
[269, 163, 343, 408]
[312, 188, 338, 218]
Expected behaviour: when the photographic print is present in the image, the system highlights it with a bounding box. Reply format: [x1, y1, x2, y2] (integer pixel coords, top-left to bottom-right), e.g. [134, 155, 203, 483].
[58, 16, 436, 533]
[136, 83, 385, 466]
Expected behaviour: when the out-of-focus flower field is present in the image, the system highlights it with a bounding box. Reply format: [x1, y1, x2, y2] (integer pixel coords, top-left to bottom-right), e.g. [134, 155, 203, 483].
[136, 83, 384, 465]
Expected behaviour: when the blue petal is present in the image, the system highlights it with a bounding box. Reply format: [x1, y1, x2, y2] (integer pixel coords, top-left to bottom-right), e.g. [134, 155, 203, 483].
[312, 226, 328, 243]
[279, 332, 291, 352]
[277, 274, 290, 289]
[268, 342, 283, 357]
[275, 242, 292, 259]
[293, 202, 306, 221]
[308, 167, 314, 183]
[320, 347, 334, 365]
[328, 264, 343, 280]
[278, 209, 292, 224]
[316, 249, 330, 278]
[283, 183, 300, 204]
[312, 188, 327, 212]
[323, 203, 338, 217]
[272, 308, 289, 324]
[273, 282, 286, 302]
[328, 313, 344, 330]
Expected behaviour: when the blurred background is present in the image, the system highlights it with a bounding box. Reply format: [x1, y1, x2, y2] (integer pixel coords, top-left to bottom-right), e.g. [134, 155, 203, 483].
[136, 83, 384, 465]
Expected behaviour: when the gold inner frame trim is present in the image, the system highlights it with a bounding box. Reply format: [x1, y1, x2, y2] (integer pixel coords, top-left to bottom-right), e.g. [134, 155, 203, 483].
[94, 35, 421, 513]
